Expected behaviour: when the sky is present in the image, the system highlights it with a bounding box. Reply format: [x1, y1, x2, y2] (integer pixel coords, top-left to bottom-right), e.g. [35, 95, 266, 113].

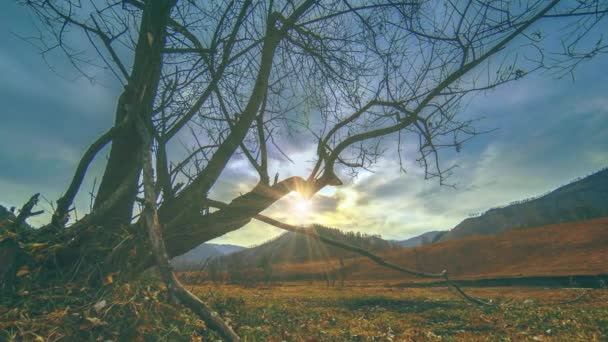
[1, 2, 607, 247]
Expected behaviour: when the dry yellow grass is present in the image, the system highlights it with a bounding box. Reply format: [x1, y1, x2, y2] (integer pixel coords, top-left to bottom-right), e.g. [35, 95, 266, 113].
[230, 217, 608, 282]
[2, 280, 607, 341]
[189, 282, 608, 341]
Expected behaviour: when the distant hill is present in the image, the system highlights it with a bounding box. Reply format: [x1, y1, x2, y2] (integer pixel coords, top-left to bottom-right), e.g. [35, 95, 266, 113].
[393, 231, 443, 247]
[439, 168, 608, 242]
[221, 224, 396, 268]
[170, 243, 245, 271]
[352, 217, 608, 280]
[255, 217, 608, 282]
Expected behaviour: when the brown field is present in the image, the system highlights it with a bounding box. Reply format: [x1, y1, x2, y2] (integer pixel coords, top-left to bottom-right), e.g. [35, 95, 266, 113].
[193, 283, 607, 341]
[3, 219, 607, 341]
[3, 280, 607, 341]
[197, 217, 608, 283]
[373, 217, 608, 279]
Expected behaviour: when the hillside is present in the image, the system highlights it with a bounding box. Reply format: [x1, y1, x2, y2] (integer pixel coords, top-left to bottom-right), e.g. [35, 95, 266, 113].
[220, 224, 395, 268]
[439, 168, 608, 241]
[393, 231, 443, 247]
[264, 217, 608, 282]
[170, 243, 245, 271]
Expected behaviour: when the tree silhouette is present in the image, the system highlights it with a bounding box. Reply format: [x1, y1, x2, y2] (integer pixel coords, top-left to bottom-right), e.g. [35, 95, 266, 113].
[5, 0, 608, 339]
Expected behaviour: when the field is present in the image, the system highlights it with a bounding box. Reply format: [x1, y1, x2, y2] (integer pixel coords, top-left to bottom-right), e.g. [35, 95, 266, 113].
[189, 283, 608, 341]
[193, 283, 608, 341]
[3, 280, 608, 341]
[2, 218, 608, 341]
[202, 217, 608, 284]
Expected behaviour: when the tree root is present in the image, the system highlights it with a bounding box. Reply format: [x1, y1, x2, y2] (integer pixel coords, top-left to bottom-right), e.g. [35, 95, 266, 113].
[137, 114, 240, 341]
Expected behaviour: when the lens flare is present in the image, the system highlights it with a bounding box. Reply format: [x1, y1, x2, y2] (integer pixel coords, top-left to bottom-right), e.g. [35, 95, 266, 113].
[292, 197, 312, 217]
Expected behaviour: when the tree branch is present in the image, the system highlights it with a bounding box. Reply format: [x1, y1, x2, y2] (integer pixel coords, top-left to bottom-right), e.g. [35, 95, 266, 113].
[52, 115, 132, 228]
[162, 176, 312, 257]
[206, 198, 493, 306]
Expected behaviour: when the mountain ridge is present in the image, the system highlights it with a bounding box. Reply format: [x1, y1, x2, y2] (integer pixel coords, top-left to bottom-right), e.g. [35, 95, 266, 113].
[393, 231, 443, 247]
[218, 224, 396, 269]
[170, 243, 245, 271]
[438, 167, 608, 241]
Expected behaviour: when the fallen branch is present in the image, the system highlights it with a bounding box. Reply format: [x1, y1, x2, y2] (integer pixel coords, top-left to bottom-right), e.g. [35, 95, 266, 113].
[554, 290, 589, 305]
[250, 212, 592, 307]
[15, 193, 43, 228]
[204, 198, 494, 306]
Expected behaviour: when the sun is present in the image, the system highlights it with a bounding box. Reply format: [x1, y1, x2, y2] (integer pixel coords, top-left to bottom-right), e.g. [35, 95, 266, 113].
[291, 197, 313, 217]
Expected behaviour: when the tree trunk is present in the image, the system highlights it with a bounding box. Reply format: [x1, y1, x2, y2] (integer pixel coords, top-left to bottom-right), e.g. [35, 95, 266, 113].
[33, 1, 177, 284]
[93, 98, 141, 226]
[93, 0, 174, 227]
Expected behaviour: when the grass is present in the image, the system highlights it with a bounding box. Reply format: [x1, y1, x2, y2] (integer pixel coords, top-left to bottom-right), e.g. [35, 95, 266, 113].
[197, 282, 608, 341]
[0, 281, 220, 342]
[2, 281, 607, 341]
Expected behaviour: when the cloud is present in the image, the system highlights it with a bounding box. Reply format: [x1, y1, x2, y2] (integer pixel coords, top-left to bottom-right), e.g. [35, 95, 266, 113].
[313, 194, 340, 213]
[211, 219, 284, 247]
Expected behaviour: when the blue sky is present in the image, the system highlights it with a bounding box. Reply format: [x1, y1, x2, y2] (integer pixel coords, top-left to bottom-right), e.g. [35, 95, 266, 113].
[1, 2, 607, 246]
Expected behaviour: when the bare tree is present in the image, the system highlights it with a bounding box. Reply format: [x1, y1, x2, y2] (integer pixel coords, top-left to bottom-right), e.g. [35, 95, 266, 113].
[207, 258, 224, 285]
[7, 0, 608, 339]
[337, 257, 347, 287]
[257, 254, 274, 285]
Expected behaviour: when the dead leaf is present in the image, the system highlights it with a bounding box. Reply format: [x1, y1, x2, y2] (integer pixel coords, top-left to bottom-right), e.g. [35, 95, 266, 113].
[190, 332, 203, 342]
[103, 274, 114, 286]
[80, 316, 108, 330]
[16, 266, 30, 277]
[480, 314, 494, 324]
[86, 317, 106, 325]
[94, 299, 107, 313]
[0, 231, 17, 242]
[28, 242, 47, 251]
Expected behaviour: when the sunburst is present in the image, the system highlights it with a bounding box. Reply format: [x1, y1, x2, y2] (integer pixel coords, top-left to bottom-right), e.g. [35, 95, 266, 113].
[291, 197, 312, 217]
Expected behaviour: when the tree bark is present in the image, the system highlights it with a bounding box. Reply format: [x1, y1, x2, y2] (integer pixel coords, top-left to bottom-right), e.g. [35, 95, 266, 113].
[93, 0, 174, 226]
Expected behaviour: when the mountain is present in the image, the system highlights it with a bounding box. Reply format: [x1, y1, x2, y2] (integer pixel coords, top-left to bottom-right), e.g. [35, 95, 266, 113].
[261, 217, 608, 282]
[170, 243, 245, 271]
[351, 217, 608, 280]
[222, 224, 396, 268]
[439, 168, 608, 242]
[393, 231, 443, 247]
[212, 244, 244, 255]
